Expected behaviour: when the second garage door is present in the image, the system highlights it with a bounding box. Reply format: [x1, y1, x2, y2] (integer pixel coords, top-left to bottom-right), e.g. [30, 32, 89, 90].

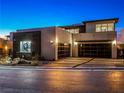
[78, 43, 112, 58]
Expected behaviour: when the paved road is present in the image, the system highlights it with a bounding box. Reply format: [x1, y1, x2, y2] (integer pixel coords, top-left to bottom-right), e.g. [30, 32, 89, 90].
[0, 68, 124, 93]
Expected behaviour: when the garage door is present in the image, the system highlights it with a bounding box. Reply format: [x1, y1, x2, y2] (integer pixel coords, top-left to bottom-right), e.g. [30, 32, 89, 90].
[58, 43, 70, 58]
[78, 43, 112, 58]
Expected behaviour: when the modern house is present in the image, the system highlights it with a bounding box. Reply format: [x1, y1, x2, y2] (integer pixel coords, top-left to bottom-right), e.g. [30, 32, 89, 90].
[12, 18, 121, 60]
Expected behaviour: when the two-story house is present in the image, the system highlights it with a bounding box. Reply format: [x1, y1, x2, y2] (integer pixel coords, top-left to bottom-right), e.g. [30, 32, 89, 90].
[12, 18, 119, 60]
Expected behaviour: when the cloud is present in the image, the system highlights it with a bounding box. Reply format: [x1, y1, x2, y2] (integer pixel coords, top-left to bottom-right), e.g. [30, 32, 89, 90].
[0, 29, 16, 38]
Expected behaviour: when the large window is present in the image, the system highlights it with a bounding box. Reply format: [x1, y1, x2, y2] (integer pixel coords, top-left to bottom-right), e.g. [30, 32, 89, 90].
[66, 29, 79, 34]
[96, 23, 114, 32]
[20, 41, 31, 53]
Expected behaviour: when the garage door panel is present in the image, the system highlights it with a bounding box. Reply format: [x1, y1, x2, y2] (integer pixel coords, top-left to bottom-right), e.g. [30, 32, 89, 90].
[58, 43, 70, 58]
[78, 43, 112, 58]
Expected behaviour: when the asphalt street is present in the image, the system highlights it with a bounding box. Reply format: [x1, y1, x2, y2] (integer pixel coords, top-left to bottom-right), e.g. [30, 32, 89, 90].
[0, 68, 124, 93]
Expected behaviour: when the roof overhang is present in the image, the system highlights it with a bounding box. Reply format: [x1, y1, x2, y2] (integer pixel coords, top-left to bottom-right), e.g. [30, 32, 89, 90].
[83, 18, 119, 24]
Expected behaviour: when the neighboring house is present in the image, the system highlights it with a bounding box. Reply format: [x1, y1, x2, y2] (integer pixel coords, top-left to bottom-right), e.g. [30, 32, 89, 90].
[117, 29, 124, 44]
[0, 37, 12, 56]
[117, 29, 124, 58]
[12, 18, 119, 60]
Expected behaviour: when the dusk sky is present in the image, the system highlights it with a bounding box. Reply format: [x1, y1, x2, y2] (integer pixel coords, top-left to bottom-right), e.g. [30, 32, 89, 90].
[0, 0, 124, 36]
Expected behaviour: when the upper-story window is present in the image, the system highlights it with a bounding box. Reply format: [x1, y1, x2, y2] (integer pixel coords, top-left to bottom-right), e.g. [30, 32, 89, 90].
[66, 29, 79, 34]
[108, 23, 114, 31]
[96, 23, 114, 32]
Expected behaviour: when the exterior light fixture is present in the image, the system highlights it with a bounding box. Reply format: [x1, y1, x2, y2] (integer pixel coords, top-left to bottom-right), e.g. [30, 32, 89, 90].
[55, 38, 58, 44]
[5, 45, 8, 51]
[50, 40, 54, 44]
[4, 45, 8, 55]
[74, 42, 78, 45]
[112, 40, 116, 46]
[64, 43, 68, 46]
[80, 44, 82, 47]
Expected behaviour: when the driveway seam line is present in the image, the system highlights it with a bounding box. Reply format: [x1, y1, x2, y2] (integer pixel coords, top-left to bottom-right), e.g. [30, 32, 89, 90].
[72, 58, 95, 68]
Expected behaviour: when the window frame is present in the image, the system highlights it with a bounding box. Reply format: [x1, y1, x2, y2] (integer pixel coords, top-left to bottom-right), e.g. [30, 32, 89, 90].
[96, 23, 114, 32]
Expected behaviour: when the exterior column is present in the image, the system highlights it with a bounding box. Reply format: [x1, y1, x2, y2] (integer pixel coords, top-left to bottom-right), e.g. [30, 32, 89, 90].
[55, 29, 58, 61]
[70, 34, 73, 57]
[75, 44, 78, 57]
[72, 42, 78, 57]
[112, 43, 117, 59]
[55, 43, 58, 60]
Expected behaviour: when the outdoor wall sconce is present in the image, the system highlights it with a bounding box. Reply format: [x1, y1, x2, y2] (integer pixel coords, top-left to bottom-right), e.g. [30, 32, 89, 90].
[64, 43, 68, 46]
[74, 42, 78, 45]
[5, 45, 8, 51]
[50, 40, 54, 44]
[112, 40, 116, 46]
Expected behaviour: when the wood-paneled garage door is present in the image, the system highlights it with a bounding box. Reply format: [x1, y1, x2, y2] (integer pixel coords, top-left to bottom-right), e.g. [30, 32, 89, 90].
[78, 43, 112, 58]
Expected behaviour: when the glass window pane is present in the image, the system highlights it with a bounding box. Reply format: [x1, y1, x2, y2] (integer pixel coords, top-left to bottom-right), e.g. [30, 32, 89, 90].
[96, 24, 101, 32]
[108, 23, 114, 31]
[102, 24, 107, 27]
[96, 23, 114, 32]
[101, 24, 107, 32]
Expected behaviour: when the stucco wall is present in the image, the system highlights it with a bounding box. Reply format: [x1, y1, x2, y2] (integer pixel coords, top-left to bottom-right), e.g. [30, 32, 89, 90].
[56, 27, 72, 44]
[118, 29, 124, 44]
[41, 27, 56, 60]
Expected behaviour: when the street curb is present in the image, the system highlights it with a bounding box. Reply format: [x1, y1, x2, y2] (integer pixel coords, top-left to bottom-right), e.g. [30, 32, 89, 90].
[0, 66, 124, 71]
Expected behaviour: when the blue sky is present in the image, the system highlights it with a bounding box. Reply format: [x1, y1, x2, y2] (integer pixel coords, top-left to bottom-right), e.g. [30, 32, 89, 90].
[0, 0, 124, 36]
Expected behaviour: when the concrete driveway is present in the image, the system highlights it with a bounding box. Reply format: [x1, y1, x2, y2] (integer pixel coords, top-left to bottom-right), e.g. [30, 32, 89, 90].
[77, 58, 124, 68]
[43, 57, 124, 69]
[43, 57, 93, 68]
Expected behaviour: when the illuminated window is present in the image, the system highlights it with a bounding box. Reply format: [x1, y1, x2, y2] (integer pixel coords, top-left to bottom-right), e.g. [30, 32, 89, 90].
[96, 23, 114, 32]
[96, 24, 101, 32]
[108, 23, 114, 31]
[66, 29, 79, 34]
[20, 41, 31, 53]
[101, 24, 108, 32]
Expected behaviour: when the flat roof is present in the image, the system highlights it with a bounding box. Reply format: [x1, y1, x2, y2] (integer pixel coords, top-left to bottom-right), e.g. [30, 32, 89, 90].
[60, 24, 84, 29]
[16, 26, 57, 32]
[83, 18, 119, 24]
[16, 18, 119, 32]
